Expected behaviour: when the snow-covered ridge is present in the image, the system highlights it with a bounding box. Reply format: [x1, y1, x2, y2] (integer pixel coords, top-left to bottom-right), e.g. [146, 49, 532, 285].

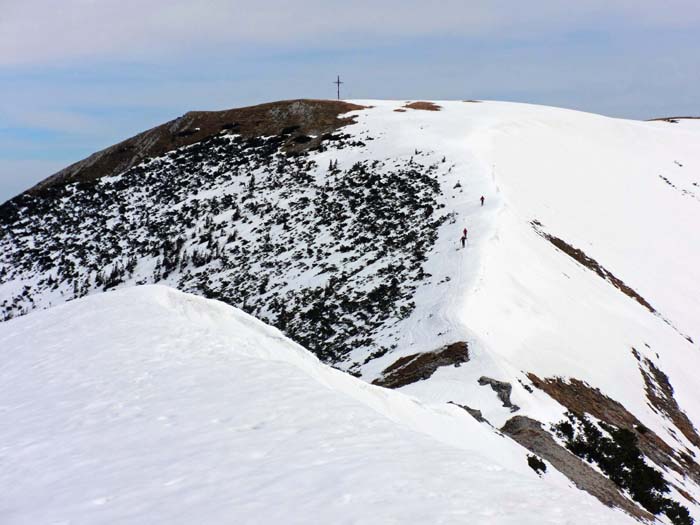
[0, 285, 635, 524]
[2, 98, 700, 522]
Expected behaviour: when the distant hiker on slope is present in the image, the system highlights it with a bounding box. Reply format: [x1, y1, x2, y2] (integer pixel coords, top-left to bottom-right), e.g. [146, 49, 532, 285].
[461, 227, 468, 249]
[480, 195, 485, 206]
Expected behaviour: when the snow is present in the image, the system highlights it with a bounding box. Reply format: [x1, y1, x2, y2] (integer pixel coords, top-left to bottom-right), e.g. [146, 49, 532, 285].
[0, 286, 635, 524]
[3, 98, 700, 521]
[337, 100, 700, 445]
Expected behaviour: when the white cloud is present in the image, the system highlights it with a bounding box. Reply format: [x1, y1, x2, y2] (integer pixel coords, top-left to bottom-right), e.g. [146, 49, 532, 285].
[1, 0, 698, 66]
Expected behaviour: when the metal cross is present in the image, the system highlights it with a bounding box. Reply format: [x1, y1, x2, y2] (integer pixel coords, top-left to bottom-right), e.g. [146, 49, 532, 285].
[334, 75, 343, 100]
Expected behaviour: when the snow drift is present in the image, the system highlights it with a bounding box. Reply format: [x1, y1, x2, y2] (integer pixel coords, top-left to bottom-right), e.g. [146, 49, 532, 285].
[0, 286, 634, 524]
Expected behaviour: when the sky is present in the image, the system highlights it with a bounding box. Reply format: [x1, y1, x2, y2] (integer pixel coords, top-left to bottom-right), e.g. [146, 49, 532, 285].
[1, 0, 699, 203]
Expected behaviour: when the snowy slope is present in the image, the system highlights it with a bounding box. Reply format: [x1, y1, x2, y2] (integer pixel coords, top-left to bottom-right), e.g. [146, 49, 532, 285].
[2, 99, 700, 522]
[318, 101, 700, 464]
[344, 101, 700, 418]
[0, 286, 634, 524]
[345, 102, 700, 522]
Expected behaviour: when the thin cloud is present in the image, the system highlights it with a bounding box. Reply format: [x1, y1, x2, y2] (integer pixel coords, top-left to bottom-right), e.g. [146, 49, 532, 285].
[1, 0, 698, 66]
[1, 0, 698, 202]
[0, 106, 101, 133]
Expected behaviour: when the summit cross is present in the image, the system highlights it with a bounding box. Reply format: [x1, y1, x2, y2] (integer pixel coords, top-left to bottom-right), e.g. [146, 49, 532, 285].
[334, 75, 343, 100]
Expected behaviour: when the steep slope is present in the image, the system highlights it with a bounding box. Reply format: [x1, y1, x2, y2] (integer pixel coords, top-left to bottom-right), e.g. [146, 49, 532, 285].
[27, 99, 365, 192]
[2, 99, 700, 522]
[0, 286, 635, 524]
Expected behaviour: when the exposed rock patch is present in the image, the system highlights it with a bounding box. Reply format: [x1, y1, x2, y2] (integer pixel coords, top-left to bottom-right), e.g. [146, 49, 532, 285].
[372, 342, 469, 389]
[531, 221, 655, 313]
[647, 116, 700, 123]
[531, 223, 694, 342]
[448, 401, 488, 424]
[502, 416, 651, 520]
[478, 376, 519, 412]
[633, 349, 700, 451]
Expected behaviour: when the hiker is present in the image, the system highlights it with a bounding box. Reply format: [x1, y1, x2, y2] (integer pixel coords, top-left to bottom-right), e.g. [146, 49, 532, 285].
[461, 235, 466, 249]
[463, 227, 468, 238]
[480, 195, 485, 206]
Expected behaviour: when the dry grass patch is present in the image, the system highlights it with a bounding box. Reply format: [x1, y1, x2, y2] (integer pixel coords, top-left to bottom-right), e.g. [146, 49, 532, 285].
[372, 342, 469, 389]
[403, 101, 441, 111]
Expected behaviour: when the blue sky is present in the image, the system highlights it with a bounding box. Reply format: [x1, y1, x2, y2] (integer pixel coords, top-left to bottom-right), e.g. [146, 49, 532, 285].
[1, 0, 699, 202]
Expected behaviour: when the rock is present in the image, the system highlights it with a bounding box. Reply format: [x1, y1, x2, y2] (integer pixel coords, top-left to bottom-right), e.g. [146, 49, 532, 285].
[502, 416, 651, 521]
[478, 376, 519, 412]
[448, 401, 488, 424]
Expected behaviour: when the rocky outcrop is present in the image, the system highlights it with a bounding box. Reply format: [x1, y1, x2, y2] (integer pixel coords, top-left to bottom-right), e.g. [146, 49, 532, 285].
[552, 411, 694, 524]
[372, 342, 469, 389]
[531, 221, 655, 314]
[448, 401, 488, 423]
[531, 222, 692, 342]
[478, 376, 519, 412]
[647, 116, 700, 123]
[502, 416, 652, 521]
[528, 373, 700, 488]
[633, 349, 700, 451]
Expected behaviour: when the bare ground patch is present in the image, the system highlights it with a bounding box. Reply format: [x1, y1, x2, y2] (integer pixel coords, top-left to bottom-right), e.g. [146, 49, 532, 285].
[403, 101, 442, 111]
[372, 342, 469, 389]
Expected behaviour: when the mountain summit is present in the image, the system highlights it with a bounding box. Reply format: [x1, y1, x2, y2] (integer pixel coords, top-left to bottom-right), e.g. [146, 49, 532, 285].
[2, 99, 700, 523]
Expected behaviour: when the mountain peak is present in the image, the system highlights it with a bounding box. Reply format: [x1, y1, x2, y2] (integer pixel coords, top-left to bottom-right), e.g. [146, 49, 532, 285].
[2, 99, 700, 523]
[27, 99, 366, 196]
